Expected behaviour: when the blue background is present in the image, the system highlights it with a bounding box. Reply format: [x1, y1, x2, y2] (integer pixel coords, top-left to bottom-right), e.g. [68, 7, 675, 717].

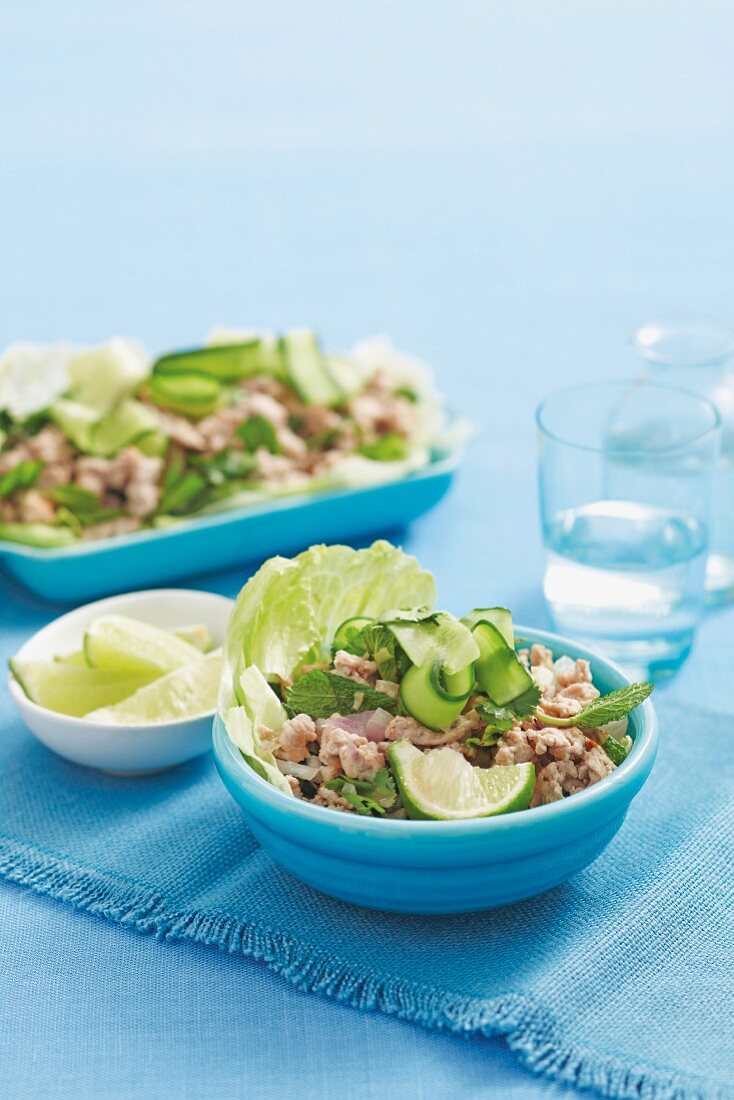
[2, 3, 733, 1097]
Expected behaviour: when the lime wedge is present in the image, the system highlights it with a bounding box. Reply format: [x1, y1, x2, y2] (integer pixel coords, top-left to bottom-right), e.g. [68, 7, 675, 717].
[9, 658, 157, 718]
[173, 623, 215, 653]
[85, 650, 223, 725]
[56, 624, 214, 667]
[388, 741, 535, 820]
[84, 614, 203, 676]
[54, 650, 89, 667]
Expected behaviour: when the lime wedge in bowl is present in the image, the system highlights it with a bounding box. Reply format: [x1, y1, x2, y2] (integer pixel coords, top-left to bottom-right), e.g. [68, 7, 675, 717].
[8, 659, 157, 718]
[85, 650, 223, 725]
[83, 613, 203, 675]
[388, 741, 535, 820]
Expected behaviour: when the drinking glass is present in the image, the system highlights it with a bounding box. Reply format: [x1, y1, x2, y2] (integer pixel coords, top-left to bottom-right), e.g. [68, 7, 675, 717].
[632, 315, 734, 605]
[537, 380, 721, 681]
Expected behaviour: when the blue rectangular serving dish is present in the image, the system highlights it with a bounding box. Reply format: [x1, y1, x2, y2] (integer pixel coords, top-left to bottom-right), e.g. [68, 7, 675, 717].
[0, 452, 459, 603]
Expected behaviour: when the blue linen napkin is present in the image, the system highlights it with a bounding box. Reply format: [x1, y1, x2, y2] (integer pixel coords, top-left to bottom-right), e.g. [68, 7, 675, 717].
[1, 694, 732, 1100]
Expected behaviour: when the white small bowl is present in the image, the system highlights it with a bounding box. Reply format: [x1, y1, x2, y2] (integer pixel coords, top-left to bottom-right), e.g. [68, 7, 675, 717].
[8, 588, 234, 775]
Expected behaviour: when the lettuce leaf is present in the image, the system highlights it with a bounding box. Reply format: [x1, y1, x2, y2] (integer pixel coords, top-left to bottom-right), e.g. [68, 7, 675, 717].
[223, 665, 292, 794]
[221, 543, 437, 785]
[224, 541, 436, 688]
[285, 669, 398, 719]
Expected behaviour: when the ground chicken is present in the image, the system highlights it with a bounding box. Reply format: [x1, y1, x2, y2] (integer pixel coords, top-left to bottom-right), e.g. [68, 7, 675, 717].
[18, 490, 56, 524]
[493, 722, 613, 808]
[28, 426, 75, 488]
[332, 650, 378, 685]
[531, 748, 613, 807]
[197, 407, 247, 452]
[275, 426, 308, 459]
[375, 679, 399, 699]
[298, 406, 342, 436]
[285, 776, 303, 798]
[382, 711, 480, 748]
[0, 426, 75, 489]
[0, 445, 28, 475]
[493, 725, 537, 766]
[270, 713, 315, 763]
[28, 425, 74, 464]
[318, 722, 385, 781]
[348, 391, 414, 440]
[144, 405, 208, 451]
[539, 681, 600, 719]
[554, 656, 593, 689]
[530, 643, 554, 669]
[75, 448, 162, 517]
[312, 787, 352, 813]
[253, 449, 297, 481]
[241, 392, 289, 427]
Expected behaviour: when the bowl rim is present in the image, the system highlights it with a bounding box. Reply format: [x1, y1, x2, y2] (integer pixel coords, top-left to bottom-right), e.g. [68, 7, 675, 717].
[213, 624, 659, 838]
[8, 587, 235, 733]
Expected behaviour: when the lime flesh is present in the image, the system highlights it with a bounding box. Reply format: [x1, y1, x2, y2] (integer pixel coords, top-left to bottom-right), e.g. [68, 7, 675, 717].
[55, 623, 215, 667]
[85, 650, 223, 725]
[83, 614, 203, 676]
[388, 741, 535, 820]
[9, 658, 157, 718]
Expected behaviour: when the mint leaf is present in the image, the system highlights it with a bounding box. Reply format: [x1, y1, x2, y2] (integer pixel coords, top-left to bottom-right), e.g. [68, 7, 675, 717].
[602, 735, 628, 765]
[190, 449, 256, 485]
[285, 669, 398, 720]
[159, 471, 208, 514]
[48, 484, 123, 527]
[238, 415, 281, 454]
[325, 768, 397, 815]
[357, 432, 408, 462]
[537, 682, 653, 729]
[0, 459, 43, 499]
[353, 623, 409, 682]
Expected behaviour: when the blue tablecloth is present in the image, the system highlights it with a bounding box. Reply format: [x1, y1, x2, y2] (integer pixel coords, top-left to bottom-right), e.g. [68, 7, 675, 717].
[2, 3, 734, 1098]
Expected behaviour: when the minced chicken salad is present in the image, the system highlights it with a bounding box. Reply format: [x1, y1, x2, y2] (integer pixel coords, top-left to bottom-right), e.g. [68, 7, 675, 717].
[221, 543, 653, 820]
[0, 331, 457, 548]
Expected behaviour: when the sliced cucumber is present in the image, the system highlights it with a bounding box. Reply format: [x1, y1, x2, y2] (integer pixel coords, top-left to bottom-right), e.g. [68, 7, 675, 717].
[0, 522, 77, 549]
[333, 616, 373, 650]
[280, 330, 344, 406]
[89, 399, 165, 457]
[461, 607, 514, 646]
[148, 373, 222, 418]
[472, 621, 534, 706]
[399, 660, 472, 731]
[434, 662, 474, 701]
[153, 342, 267, 383]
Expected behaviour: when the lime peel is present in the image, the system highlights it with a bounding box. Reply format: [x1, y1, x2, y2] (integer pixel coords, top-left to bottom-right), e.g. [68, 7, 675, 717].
[388, 741, 535, 820]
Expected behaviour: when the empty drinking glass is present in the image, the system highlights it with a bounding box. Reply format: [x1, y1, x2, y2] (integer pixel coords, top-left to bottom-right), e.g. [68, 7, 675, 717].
[537, 380, 720, 680]
[632, 315, 734, 605]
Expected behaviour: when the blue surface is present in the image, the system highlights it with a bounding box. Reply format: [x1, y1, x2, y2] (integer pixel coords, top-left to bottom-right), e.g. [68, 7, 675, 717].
[2, 2, 734, 1098]
[212, 627, 657, 913]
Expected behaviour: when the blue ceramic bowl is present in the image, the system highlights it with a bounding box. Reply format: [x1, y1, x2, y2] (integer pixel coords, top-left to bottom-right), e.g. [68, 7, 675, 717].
[213, 626, 658, 914]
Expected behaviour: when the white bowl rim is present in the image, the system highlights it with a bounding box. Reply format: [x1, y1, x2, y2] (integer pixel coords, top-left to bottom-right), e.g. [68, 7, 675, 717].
[213, 624, 659, 837]
[9, 587, 234, 733]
